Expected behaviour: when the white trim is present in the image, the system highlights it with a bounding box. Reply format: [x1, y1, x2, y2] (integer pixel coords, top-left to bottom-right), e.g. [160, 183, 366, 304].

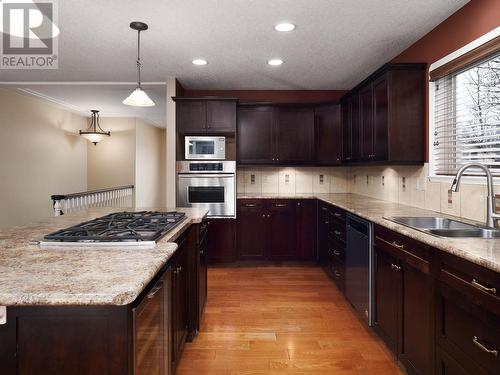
[429, 26, 500, 73]
[17, 88, 84, 113]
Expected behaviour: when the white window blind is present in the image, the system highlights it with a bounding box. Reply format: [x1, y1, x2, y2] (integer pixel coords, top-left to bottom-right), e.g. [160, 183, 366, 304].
[433, 53, 500, 176]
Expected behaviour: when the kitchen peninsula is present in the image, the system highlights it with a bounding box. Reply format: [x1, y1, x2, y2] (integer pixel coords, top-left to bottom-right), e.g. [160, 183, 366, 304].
[0, 207, 208, 375]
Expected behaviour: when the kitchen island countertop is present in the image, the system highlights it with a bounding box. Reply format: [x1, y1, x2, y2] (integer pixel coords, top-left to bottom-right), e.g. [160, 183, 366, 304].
[0, 207, 208, 306]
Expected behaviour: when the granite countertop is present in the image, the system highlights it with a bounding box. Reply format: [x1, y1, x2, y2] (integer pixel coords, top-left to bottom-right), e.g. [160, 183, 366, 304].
[0, 207, 208, 306]
[238, 193, 500, 273]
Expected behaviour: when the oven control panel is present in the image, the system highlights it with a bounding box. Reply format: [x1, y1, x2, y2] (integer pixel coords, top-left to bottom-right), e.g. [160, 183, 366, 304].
[189, 162, 224, 172]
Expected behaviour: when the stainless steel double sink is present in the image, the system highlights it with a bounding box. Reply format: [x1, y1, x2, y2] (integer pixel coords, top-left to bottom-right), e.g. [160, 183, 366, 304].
[385, 216, 500, 238]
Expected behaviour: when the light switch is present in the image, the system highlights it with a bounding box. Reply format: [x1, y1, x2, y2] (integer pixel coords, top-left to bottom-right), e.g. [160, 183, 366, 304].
[285, 174, 290, 184]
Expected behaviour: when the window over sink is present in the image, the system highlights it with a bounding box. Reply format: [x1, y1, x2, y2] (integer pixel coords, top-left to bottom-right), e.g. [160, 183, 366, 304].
[430, 30, 500, 179]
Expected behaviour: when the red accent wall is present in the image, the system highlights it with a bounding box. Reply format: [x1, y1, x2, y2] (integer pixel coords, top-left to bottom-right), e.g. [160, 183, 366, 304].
[182, 90, 346, 104]
[391, 0, 500, 160]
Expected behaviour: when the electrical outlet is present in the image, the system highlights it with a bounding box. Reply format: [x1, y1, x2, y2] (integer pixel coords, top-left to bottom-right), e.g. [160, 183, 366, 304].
[366, 175, 369, 185]
[448, 189, 453, 206]
[402, 177, 406, 191]
[250, 174, 255, 184]
[285, 174, 290, 184]
[382, 175, 385, 187]
[319, 174, 324, 184]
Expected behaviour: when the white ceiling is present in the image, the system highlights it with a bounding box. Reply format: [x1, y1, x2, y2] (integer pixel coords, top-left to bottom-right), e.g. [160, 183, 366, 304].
[0, 0, 469, 90]
[11, 84, 167, 127]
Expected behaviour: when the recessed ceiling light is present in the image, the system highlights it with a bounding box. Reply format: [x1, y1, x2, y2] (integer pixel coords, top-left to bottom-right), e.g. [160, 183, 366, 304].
[268, 59, 284, 66]
[274, 23, 295, 32]
[192, 59, 208, 66]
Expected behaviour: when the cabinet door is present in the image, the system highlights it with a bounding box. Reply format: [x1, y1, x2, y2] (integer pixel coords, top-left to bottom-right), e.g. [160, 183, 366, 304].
[296, 200, 317, 260]
[341, 98, 352, 162]
[237, 200, 267, 260]
[198, 229, 208, 321]
[176, 101, 206, 133]
[134, 279, 165, 375]
[171, 247, 188, 370]
[237, 107, 275, 164]
[206, 100, 236, 133]
[315, 105, 342, 165]
[206, 219, 235, 263]
[359, 85, 373, 160]
[267, 200, 297, 260]
[374, 246, 401, 354]
[350, 94, 362, 161]
[276, 108, 315, 164]
[372, 76, 389, 160]
[318, 204, 330, 265]
[400, 264, 433, 375]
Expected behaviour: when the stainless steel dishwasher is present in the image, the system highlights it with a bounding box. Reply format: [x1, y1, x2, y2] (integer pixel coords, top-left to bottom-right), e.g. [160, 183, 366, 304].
[345, 214, 374, 326]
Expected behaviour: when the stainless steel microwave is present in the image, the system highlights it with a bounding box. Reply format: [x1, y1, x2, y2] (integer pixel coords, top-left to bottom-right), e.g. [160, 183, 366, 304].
[185, 136, 225, 160]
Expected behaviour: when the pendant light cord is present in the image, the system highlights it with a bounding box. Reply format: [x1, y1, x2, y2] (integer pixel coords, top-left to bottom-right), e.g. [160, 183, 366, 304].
[137, 30, 142, 89]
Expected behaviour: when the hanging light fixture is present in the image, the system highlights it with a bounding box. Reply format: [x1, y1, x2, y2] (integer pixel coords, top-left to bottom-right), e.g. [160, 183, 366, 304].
[79, 110, 110, 145]
[123, 21, 155, 107]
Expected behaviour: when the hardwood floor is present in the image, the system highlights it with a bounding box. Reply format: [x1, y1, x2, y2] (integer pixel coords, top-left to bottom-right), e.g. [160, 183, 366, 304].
[178, 266, 403, 375]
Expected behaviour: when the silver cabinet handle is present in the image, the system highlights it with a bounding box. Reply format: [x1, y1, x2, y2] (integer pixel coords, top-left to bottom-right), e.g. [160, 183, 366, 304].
[334, 213, 342, 218]
[333, 250, 340, 256]
[321, 207, 328, 211]
[472, 336, 498, 357]
[334, 230, 342, 236]
[200, 249, 205, 255]
[274, 203, 287, 207]
[324, 221, 329, 224]
[147, 282, 163, 299]
[334, 271, 341, 278]
[245, 203, 257, 207]
[391, 241, 405, 249]
[0, 306, 6, 325]
[471, 279, 497, 294]
[391, 263, 401, 271]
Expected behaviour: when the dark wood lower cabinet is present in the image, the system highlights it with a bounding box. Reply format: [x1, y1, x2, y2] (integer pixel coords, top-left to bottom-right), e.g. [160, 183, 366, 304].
[0, 224, 207, 375]
[206, 218, 236, 263]
[374, 245, 401, 354]
[267, 200, 297, 260]
[237, 200, 267, 260]
[296, 200, 317, 260]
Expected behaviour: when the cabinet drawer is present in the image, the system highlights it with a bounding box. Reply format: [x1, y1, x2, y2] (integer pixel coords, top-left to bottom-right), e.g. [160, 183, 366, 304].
[328, 237, 345, 263]
[327, 257, 345, 292]
[329, 221, 346, 243]
[438, 251, 500, 315]
[436, 347, 488, 375]
[330, 207, 346, 224]
[238, 199, 264, 209]
[374, 225, 431, 274]
[438, 284, 499, 375]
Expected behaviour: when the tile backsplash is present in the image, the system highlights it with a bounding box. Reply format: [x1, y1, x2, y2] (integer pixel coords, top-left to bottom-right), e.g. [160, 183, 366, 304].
[347, 163, 489, 223]
[238, 163, 491, 223]
[237, 167, 349, 195]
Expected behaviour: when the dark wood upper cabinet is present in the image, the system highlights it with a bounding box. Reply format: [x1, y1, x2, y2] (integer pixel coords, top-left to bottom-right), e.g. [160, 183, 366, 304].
[342, 94, 361, 162]
[174, 98, 237, 134]
[372, 76, 389, 160]
[237, 106, 315, 165]
[276, 108, 315, 164]
[206, 100, 237, 133]
[341, 63, 425, 164]
[315, 104, 342, 165]
[359, 85, 374, 160]
[237, 106, 275, 164]
[176, 100, 206, 134]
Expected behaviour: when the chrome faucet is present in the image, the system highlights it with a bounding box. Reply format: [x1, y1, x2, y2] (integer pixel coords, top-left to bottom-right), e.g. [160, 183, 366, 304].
[450, 163, 500, 228]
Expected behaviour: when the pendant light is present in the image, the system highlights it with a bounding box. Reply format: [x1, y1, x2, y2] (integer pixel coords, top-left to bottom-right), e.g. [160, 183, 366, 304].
[123, 22, 155, 107]
[79, 110, 110, 145]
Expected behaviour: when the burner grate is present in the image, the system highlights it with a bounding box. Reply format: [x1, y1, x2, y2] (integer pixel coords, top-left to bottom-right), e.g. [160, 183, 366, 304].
[44, 211, 186, 242]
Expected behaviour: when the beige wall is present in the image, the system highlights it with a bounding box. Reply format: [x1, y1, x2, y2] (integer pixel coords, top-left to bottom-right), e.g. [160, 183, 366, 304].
[87, 117, 165, 208]
[0, 88, 87, 229]
[87, 117, 136, 190]
[135, 119, 166, 208]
